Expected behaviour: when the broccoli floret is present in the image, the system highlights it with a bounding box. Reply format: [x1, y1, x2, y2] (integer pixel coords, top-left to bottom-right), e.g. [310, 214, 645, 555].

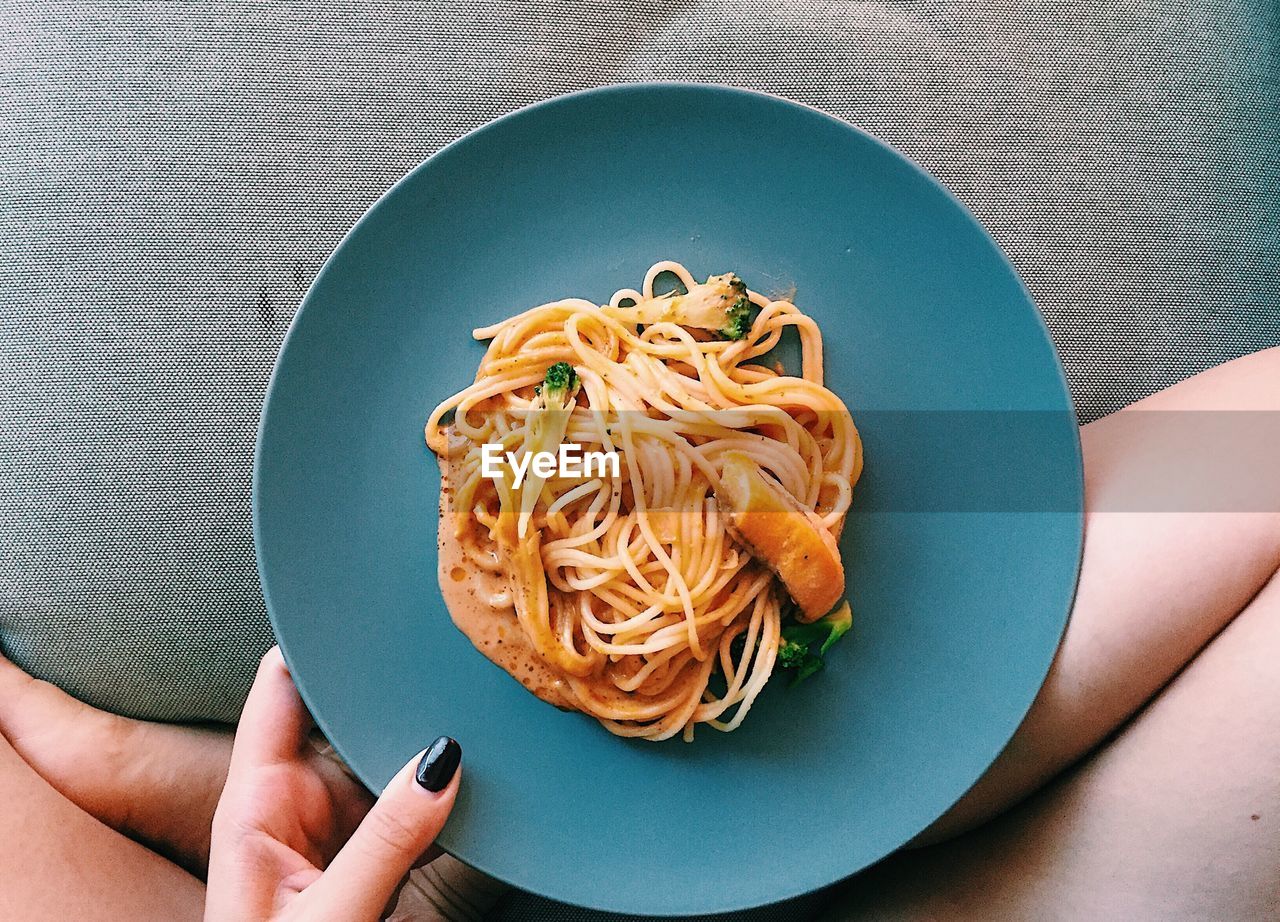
[718, 274, 753, 340]
[776, 601, 853, 687]
[777, 636, 812, 671]
[538, 361, 579, 408]
[604, 272, 755, 340]
[516, 362, 580, 537]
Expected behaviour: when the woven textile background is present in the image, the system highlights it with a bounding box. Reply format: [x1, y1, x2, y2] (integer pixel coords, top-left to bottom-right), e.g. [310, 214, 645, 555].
[2, 2, 1278, 919]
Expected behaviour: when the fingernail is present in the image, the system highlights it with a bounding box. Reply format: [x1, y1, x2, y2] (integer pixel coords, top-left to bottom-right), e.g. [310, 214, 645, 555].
[415, 736, 461, 792]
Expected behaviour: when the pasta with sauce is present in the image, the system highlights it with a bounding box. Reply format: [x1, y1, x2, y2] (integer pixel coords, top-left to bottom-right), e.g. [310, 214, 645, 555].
[425, 261, 862, 741]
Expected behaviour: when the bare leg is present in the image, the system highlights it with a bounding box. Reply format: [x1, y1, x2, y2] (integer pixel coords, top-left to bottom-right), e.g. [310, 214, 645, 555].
[0, 729, 204, 921]
[0, 652, 231, 874]
[828, 567, 1280, 920]
[0, 651, 506, 919]
[823, 348, 1280, 918]
[919, 346, 1280, 843]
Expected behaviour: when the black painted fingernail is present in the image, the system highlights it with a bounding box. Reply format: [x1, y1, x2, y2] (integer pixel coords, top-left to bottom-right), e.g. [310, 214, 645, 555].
[415, 736, 461, 792]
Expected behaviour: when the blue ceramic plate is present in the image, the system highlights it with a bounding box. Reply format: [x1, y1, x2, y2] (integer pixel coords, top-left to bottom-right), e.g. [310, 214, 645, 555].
[255, 84, 1082, 916]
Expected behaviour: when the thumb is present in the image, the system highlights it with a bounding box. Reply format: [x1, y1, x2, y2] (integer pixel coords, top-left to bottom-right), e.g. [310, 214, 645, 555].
[305, 736, 462, 920]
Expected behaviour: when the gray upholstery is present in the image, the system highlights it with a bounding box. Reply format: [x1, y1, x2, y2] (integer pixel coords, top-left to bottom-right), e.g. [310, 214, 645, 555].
[2, 2, 1277, 919]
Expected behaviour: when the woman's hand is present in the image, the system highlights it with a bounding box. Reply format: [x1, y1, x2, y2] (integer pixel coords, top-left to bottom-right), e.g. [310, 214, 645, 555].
[206, 648, 461, 921]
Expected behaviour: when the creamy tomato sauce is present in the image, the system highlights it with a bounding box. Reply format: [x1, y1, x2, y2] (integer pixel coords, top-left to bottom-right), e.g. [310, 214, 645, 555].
[437, 458, 574, 710]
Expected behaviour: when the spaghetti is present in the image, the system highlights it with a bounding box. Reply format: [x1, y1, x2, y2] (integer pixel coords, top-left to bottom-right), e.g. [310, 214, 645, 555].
[425, 261, 862, 741]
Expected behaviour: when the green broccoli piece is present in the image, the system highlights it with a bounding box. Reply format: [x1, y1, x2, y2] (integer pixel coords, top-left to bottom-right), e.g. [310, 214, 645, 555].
[516, 362, 581, 536]
[537, 361, 579, 409]
[604, 273, 755, 341]
[718, 275, 753, 340]
[776, 601, 853, 687]
[777, 636, 813, 671]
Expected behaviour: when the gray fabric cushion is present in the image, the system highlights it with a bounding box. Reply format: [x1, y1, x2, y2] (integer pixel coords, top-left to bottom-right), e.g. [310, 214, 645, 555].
[2, 1, 1278, 918]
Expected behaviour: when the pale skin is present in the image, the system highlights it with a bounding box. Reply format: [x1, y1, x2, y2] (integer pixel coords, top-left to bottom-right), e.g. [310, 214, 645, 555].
[205, 650, 462, 922]
[0, 348, 1278, 920]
